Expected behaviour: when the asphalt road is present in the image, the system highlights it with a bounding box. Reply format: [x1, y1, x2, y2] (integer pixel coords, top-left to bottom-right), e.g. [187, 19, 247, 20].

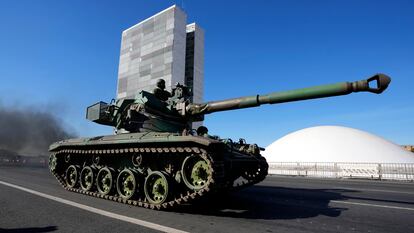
[0, 167, 413, 233]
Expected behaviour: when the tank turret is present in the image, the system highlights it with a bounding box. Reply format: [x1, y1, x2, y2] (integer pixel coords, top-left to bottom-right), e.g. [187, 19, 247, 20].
[86, 74, 390, 133]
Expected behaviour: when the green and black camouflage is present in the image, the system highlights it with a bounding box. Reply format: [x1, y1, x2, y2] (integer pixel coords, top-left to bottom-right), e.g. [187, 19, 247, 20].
[49, 74, 391, 210]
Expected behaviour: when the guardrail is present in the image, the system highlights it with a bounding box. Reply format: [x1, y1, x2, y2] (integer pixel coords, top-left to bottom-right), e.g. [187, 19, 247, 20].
[0, 157, 48, 168]
[268, 162, 414, 181]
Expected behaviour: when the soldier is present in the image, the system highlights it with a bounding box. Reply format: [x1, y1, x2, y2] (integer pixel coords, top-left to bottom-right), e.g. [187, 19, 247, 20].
[197, 126, 209, 137]
[153, 79, 171, 101]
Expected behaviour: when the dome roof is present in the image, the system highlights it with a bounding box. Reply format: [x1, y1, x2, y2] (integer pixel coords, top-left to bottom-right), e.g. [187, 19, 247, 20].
[263, 126, 414, 163]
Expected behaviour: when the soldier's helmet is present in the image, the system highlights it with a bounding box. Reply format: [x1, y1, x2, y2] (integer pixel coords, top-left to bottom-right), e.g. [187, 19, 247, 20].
[156, 79, 166, 89]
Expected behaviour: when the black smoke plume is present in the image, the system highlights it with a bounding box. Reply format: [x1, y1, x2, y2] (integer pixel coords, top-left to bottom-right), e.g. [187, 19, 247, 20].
[0, 104, 76, 156]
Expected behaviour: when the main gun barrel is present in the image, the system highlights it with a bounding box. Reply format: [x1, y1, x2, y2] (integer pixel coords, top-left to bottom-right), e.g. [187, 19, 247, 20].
[187, 74, 391, 116]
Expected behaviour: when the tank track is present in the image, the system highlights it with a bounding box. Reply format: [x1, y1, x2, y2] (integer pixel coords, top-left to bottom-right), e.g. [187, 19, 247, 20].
[49, 145, 267, 210]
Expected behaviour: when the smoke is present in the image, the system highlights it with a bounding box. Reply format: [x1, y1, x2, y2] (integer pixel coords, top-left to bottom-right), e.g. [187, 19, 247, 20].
[0, 104, 76, 156]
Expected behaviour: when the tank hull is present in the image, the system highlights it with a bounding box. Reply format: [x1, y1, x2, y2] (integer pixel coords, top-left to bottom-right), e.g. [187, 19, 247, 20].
[49, 132, 268, 210]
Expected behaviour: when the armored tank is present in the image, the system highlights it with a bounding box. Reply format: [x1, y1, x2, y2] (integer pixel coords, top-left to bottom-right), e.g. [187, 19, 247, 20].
[49, 74, 391, 210]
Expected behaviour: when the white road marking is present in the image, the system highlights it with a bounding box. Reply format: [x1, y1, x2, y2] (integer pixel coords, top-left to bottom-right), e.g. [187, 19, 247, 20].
[0, 180, 188, 233]
[331, 200, 414, 211]
[335, 186, 414, 195]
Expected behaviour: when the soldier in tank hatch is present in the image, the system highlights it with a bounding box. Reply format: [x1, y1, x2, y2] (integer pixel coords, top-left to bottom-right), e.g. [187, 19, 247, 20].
[153, 79, 171, 101]
[197, 126, 209, 137]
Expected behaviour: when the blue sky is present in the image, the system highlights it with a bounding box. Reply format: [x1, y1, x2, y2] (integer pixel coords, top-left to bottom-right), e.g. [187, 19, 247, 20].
[0, 0, 413, 147]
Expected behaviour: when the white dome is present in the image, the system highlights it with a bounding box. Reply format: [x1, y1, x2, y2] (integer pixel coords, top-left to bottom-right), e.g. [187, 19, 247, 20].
[263, 126, 414, 163]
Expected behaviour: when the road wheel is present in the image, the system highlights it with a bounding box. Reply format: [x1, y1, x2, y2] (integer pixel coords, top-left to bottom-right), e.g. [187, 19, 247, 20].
[144, 171, 170, 205]
[96, 167, 114, 195]
[65, 165, 79, 188]
[116, 169, 137, 199]
[80, 166, 95, 191]
[181, 155, 211, 191]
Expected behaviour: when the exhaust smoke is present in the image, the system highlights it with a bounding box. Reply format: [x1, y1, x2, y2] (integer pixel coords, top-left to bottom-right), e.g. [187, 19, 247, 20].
[0, 104, 76, 156]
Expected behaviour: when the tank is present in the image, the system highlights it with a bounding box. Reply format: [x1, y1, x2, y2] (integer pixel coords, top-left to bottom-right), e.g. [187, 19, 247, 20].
[49, 74, 391, 210]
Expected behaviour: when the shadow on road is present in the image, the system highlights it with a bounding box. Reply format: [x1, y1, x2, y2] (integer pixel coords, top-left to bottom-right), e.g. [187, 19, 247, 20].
[170, 185, 355, 220]
[0, 226, 57, 233]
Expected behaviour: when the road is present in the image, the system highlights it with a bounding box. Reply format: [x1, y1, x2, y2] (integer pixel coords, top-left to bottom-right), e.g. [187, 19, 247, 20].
[0, 167, 413, 233]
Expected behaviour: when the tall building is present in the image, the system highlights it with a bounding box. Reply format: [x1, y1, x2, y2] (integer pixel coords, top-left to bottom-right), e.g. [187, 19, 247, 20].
[116, 5, 204, 108]
[185, 23, 204, 104]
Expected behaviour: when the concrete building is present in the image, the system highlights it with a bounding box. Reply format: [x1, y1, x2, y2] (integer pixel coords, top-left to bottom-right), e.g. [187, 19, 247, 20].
[116, 5, 204, 108]
[263, 126, 414, 163]
[185, 23, 204, 104]
[263, 126, 414, 181]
